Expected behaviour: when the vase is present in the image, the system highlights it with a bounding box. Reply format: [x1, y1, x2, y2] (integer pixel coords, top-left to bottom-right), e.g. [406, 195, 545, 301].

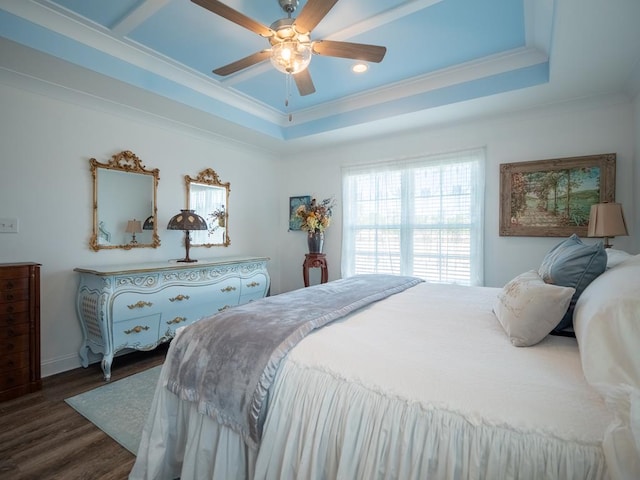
[307, 231, 324, 254]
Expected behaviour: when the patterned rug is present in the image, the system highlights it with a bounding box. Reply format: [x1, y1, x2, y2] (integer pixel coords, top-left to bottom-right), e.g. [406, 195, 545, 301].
[65, 365, 162, 454]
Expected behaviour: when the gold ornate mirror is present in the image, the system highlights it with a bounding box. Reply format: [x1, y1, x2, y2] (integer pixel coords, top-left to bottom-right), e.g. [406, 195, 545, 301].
[186, 168, 230, 247]
[90, 150, 160, 251]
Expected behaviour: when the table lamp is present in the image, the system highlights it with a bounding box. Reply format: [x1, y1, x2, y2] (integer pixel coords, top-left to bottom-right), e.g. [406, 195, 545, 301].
[167, 210, 208, 262]
[125, 219, 142, 244]
[587, 202, 628, 248]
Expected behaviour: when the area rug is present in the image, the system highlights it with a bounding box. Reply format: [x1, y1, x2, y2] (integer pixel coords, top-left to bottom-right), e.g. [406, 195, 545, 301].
[65, 365, 162, 454]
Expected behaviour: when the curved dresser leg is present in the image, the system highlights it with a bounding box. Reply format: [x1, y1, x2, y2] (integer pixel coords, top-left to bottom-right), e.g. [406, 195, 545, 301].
[101, 354, 113, 382]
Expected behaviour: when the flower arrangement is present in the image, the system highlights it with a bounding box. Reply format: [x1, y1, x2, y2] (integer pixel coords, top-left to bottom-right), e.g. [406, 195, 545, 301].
[207, 205, 225, 234]
[295, 197, 336, 233]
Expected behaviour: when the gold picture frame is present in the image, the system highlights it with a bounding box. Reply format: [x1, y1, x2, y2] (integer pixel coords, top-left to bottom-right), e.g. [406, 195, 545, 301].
[499, 153, 616, 237]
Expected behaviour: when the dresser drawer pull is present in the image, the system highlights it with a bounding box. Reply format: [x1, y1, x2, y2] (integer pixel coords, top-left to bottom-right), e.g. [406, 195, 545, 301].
[246, 281, 260, 288]
[169, 294, 190, 302]
[5, 293, 14, 301]
[220, 286, 237, 293]
[167, 317, 186, 325]
[5, 280, 14, 289]
[124, 325, 150, 334]
[218, 305, 231, 312]
[127, 301, 153, 310]
[4, 305, 14, 313]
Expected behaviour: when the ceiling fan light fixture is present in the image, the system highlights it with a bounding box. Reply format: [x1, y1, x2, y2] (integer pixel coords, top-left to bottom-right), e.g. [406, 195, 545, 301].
[270, 40, 312, 74]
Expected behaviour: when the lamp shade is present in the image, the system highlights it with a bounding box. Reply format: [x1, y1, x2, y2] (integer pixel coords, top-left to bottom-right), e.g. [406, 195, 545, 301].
[587, 202, 628, 248]
[167, 210, 207, 231]
[125, 219, 142, 234]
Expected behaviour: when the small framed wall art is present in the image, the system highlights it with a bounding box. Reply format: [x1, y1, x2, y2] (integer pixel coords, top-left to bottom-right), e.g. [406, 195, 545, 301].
[289, 195, 311, 231]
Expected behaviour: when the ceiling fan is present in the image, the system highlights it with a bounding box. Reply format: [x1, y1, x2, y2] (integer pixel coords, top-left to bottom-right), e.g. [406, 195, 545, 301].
[191, 0, 387, 96]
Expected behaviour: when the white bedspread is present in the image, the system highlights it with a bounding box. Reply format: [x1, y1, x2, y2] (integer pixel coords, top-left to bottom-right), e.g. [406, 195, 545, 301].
[131, 282, 612, 480]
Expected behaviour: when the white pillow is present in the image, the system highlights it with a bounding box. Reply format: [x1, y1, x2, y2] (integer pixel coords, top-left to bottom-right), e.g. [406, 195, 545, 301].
[605, 248, 632, 269]
[574, 254, 640, 388]
[493, 270, 576, 347]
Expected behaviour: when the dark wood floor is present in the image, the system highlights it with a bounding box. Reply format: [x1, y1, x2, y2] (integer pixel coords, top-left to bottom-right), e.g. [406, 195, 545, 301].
[0, 345, 169, 480]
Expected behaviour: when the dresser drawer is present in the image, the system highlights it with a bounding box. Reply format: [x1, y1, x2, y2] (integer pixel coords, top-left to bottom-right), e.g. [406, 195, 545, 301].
[0, 300, 29, 315]
[113, 314, 161, 350]
[240, 273, 269, 303]
[0, 321, 30, 340]
[0, 334, 30, 355]
[0, 348, 29, 373]
[112, 293, 162, 322]
[164, 281, 241, 316]
[0, 270, 30, 282]
[0, 367, 30, 391]
[0, 310, 29, 328]
[0, 284, 29, 303]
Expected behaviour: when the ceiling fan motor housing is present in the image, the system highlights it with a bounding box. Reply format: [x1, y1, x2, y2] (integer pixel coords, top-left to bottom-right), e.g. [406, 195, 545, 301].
[278, 0, 298, 15]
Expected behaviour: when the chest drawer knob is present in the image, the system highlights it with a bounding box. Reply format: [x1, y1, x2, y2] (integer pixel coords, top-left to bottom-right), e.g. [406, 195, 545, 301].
[220, 286, 237, 293]
[123, 325, 150, 335]
[246, 281, 260, 288]
[127, 301, 153, 310]
[167, 316, 187, 325]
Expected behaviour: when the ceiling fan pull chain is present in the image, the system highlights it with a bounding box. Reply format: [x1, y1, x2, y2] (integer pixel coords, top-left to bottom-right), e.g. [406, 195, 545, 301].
[285, 73, 293, 122]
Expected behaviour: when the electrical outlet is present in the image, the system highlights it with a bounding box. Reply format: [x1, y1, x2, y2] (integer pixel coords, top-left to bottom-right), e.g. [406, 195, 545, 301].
[0, 218, 18, 233]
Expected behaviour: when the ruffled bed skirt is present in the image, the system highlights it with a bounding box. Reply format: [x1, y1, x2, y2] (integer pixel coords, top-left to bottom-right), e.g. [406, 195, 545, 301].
[131, 358, 608, 480]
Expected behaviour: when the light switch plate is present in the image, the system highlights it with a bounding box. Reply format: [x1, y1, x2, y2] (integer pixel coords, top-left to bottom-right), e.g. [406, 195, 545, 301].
[0, 218, 18, 233]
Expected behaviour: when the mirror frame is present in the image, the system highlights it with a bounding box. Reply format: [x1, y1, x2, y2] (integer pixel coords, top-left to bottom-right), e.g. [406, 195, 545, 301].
[90, 150, 160, 251]
[186, 168, 231, 247]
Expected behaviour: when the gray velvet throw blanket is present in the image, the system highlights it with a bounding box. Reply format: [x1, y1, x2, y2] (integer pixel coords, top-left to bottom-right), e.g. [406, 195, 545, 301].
[165, 274, 423, 447]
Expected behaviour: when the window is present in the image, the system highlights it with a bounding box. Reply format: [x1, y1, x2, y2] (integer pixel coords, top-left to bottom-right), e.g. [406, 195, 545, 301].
[341, 149, 485, 286]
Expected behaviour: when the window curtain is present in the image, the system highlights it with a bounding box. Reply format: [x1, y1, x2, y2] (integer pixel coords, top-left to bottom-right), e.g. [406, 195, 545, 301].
[341, 148, 485, 286]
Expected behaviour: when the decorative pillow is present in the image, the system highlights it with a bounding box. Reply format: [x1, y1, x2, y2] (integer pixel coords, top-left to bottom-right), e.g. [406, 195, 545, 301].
[538, 234, 606, 331]
[493, 270, 576, 347]
[574, 254, 640, 388]
[605, 248, 632, 269]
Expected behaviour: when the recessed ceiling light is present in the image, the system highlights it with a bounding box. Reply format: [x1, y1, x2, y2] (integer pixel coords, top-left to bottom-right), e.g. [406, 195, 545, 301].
[352, 63, 368, 73]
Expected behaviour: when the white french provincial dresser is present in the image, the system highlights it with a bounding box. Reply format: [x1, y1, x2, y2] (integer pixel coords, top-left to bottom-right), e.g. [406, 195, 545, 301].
[74, 256, 269, 380]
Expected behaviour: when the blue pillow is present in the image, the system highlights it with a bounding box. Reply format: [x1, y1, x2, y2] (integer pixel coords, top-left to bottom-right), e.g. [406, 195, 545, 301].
[538, 234, 606, 331]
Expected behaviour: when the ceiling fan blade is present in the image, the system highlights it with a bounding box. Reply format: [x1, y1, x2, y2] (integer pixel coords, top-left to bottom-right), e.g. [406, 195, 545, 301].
[312, 40, 387, 63]
[191, 0, 273, 37]
[213, 50, 271, 76]
[294, 0, 339, 34]
[293, 69, 316, 96]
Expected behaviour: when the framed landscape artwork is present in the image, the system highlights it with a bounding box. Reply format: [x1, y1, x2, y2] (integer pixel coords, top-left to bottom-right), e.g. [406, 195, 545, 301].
[499, 153, 616, 237]
[289, 195, 310, 231]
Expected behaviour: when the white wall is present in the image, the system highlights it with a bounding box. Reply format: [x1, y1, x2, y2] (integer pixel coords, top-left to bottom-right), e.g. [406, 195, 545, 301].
[0, 74, 637, 378]
[277, 94, 638, 292]
[0, 79, 280, 377]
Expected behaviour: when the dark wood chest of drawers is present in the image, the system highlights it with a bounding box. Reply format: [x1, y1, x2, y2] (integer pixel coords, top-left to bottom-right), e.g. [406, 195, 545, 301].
[0, 262, 41, 401]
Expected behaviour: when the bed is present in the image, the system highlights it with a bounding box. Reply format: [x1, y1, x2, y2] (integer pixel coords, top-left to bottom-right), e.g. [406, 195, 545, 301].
[130, 247, 640, 480]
